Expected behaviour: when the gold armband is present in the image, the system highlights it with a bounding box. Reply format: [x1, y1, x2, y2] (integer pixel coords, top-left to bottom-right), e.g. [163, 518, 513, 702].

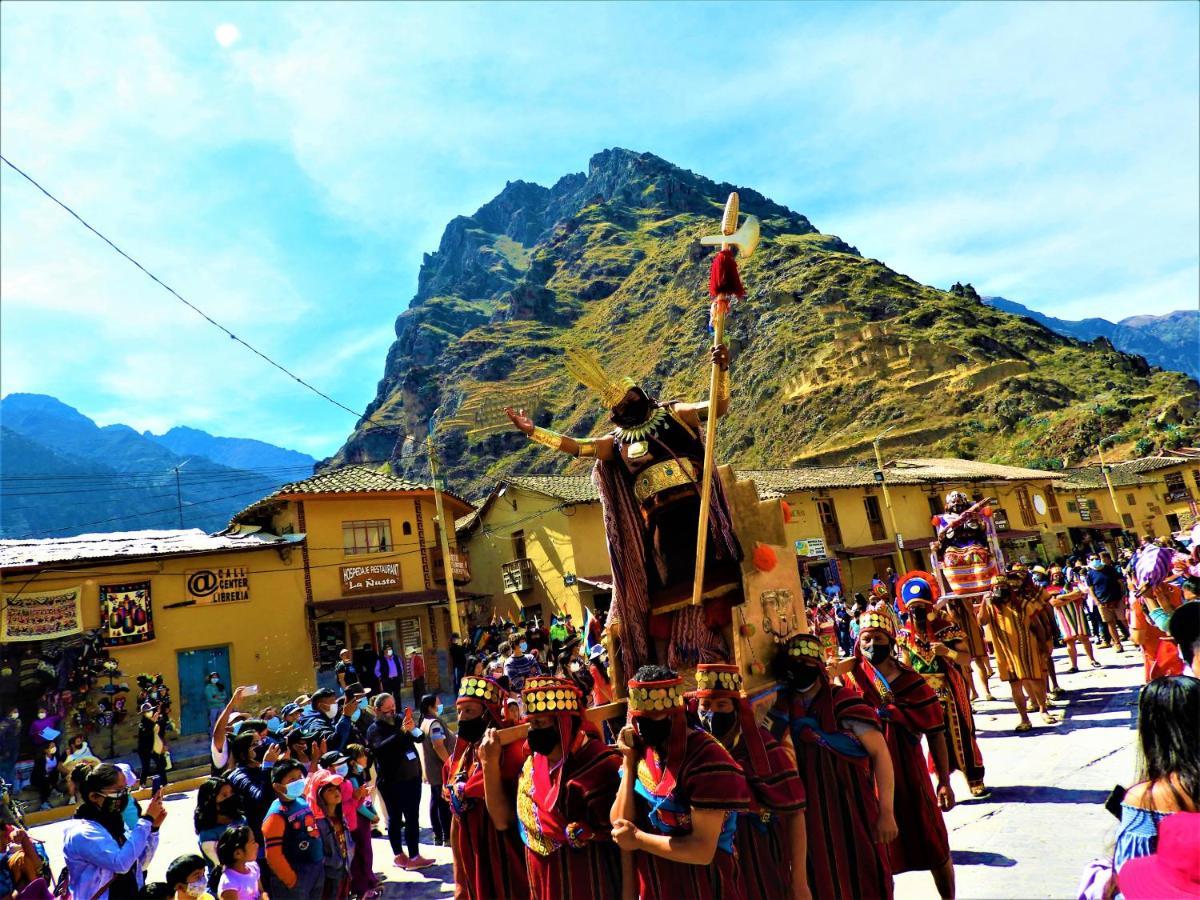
[530, 427, 565, 452]
[577, 439, 598, 458]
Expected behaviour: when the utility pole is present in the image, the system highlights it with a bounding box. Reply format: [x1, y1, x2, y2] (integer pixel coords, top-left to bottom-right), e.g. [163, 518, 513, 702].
[173, 459, 190, 529]
[1097, 434, 1124, 544]
[426, 419, 463, 639]
[873, 425, 906, 575]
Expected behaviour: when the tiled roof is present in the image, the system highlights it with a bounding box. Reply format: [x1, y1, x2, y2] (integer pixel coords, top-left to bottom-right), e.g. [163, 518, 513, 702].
[741, 466, 925, 494]
[1112, 455, 1195, 474]
[1053, 466, 1159, 490]
[0, 527, 305, 570]
[233, 465, 470, 523]
[506, 475, 601, 503]
[885, 458, 1061, 482]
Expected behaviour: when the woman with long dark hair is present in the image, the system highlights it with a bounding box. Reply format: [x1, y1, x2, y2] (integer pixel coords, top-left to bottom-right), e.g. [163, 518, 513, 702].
[194, 776, 245, 867]
[1114, 675, 1199, 871]
[62, 763, 166, 899]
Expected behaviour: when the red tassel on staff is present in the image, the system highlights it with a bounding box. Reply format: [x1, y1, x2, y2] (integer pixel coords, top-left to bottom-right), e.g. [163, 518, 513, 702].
[709, 248, 745, 298]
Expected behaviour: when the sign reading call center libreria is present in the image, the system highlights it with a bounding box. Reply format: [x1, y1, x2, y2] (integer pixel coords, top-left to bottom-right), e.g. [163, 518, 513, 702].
[186, 567, 251, 605]
[341, 562, 402, 595]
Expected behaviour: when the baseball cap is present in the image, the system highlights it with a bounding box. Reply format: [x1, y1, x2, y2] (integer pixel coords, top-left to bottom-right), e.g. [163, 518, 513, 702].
[280, 703, 300, 717]
[310, 688, 337, 705]
[318, 750, 350, 769]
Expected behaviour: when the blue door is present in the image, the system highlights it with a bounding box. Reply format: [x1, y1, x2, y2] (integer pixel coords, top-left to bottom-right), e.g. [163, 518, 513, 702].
[177, 646, 231, 736]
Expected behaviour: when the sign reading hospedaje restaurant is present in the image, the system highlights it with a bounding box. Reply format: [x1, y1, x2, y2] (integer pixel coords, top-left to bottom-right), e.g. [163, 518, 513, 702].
[341, 562, 402, 595]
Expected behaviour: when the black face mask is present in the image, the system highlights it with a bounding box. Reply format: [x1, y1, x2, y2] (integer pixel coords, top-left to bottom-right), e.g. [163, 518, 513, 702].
[458, 716, 488, 744]
[99, 790, 128, 816]
[634, 716, 672, 748]
[526, 726, 560, 756]
[217, 796, 242, 818]
[786, 665, 821, 692]
[610, 390, 651, 427]
[701, 711, 738, 737]
[865, 644, 892, 665]
[912, 608, 929, 626]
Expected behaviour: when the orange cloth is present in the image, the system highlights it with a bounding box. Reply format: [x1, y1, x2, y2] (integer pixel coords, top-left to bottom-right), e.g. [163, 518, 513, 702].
[978, 597, 1044, 682]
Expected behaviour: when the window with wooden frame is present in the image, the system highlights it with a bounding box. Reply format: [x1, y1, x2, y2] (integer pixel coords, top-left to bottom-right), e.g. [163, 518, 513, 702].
[1045, 487, 1062, 523]
[1015, 486, 1036, 527]
[927, 495, 943, 518]
[342, 519, 393, 556]
[1125, 493, 1136, 506]
[816, 498, 843, 547]
[863, 495, 887, 541]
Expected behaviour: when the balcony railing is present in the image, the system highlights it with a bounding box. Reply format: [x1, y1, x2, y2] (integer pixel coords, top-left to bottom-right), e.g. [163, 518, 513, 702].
[502, 558, 535, 594]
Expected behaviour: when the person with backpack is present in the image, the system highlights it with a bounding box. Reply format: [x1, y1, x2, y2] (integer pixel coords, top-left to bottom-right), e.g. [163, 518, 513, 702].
[262, 760, 324, 900]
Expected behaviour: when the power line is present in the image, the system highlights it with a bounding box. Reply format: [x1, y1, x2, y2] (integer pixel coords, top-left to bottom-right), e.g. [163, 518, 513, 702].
[0, 154, 411, 441]
[8, 485, 281, 540]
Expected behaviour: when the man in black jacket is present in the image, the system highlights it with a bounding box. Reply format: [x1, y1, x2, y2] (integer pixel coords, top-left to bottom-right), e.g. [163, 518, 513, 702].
[365, 692, 433, 871]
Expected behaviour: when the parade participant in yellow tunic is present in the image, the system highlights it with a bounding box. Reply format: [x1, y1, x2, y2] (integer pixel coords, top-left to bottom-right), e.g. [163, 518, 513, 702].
[977, 572, 1059, 732]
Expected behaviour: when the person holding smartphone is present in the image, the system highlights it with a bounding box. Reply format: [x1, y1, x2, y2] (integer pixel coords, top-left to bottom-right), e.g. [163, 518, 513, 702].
[365, 692, 433, 871]
[63, 763, 167, 900]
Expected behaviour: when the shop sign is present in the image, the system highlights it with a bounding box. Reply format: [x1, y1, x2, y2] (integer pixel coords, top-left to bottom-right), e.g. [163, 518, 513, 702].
[795, 538, 828, 560]
[1077, 497, 1091, 522]
[992, 507, 1010, 530]
[186, 567, 251, 605]
[341, 562, 402, 595]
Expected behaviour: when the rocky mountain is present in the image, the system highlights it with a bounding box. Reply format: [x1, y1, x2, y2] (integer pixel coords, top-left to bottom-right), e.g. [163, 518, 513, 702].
[146, 426, 315, 472]
[983, 297, 1198, 381]
[0, 394, 314, 538]
[328, 149, 1200, 494]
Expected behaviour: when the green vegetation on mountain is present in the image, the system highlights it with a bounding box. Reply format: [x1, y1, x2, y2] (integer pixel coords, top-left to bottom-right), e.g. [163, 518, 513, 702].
[329, 149, 1199, 495]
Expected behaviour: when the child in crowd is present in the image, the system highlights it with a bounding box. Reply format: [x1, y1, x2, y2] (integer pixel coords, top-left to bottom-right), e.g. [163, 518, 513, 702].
[343, 744, 379, 899]
[311, 770, 354, 900]
[216, 824, 266, 900]
[194, 776, 246, 867]
[263, 760, 324, 900]
[166, 853, 214, 900]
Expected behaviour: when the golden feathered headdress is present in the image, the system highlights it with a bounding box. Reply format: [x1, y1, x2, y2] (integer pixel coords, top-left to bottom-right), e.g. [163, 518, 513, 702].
[564, 348, 636, 409]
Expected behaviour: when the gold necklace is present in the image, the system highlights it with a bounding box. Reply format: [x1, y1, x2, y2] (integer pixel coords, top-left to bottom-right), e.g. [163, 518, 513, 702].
[613, 406, 668, 444]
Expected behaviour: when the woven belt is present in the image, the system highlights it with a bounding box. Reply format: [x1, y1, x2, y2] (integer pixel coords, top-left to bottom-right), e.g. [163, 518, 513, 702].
[633, 458, 697, 504]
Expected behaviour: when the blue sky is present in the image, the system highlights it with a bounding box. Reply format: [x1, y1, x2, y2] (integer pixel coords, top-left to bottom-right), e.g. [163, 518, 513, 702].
[2, 1, 1196, 458]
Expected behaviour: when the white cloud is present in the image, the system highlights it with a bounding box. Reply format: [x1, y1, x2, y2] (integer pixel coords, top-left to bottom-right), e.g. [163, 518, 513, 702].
[215, 23, 240, 49]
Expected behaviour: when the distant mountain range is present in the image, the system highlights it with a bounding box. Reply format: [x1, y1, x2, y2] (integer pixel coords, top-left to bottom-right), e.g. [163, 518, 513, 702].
[0, 394, 315, 539]
[982, 297, 1198, 381]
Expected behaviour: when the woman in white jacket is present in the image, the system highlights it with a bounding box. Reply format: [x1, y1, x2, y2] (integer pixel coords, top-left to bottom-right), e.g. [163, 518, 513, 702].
[62, 763, 166, 899]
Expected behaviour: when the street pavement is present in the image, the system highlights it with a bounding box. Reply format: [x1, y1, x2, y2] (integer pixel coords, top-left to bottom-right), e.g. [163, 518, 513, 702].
[29, 644, 1145, 899]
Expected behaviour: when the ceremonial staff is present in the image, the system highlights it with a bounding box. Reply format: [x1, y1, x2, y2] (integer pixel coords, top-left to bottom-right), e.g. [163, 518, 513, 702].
[691, 193, 759, 606]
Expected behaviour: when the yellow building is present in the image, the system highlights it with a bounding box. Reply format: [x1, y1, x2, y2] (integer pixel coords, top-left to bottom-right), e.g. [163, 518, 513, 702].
[230, 466, 474, 697]
[459, 459, 1084, 618]
[0, 528, 308, 751]
[746, 458, 1067, 596]
[0, 466, 473, 750]
[1108, 450, 1200, 536]
[456, 475, 609, 628]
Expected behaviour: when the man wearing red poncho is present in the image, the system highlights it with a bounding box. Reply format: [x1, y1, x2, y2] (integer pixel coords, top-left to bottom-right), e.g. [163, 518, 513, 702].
[841, 611, 956, 899]
[480, 676, 622, 899]
[692, 662, 810, 900]
[610, 665, 752, 899]
[443, 674, 529, 900]
[770, 633, 897, 900]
